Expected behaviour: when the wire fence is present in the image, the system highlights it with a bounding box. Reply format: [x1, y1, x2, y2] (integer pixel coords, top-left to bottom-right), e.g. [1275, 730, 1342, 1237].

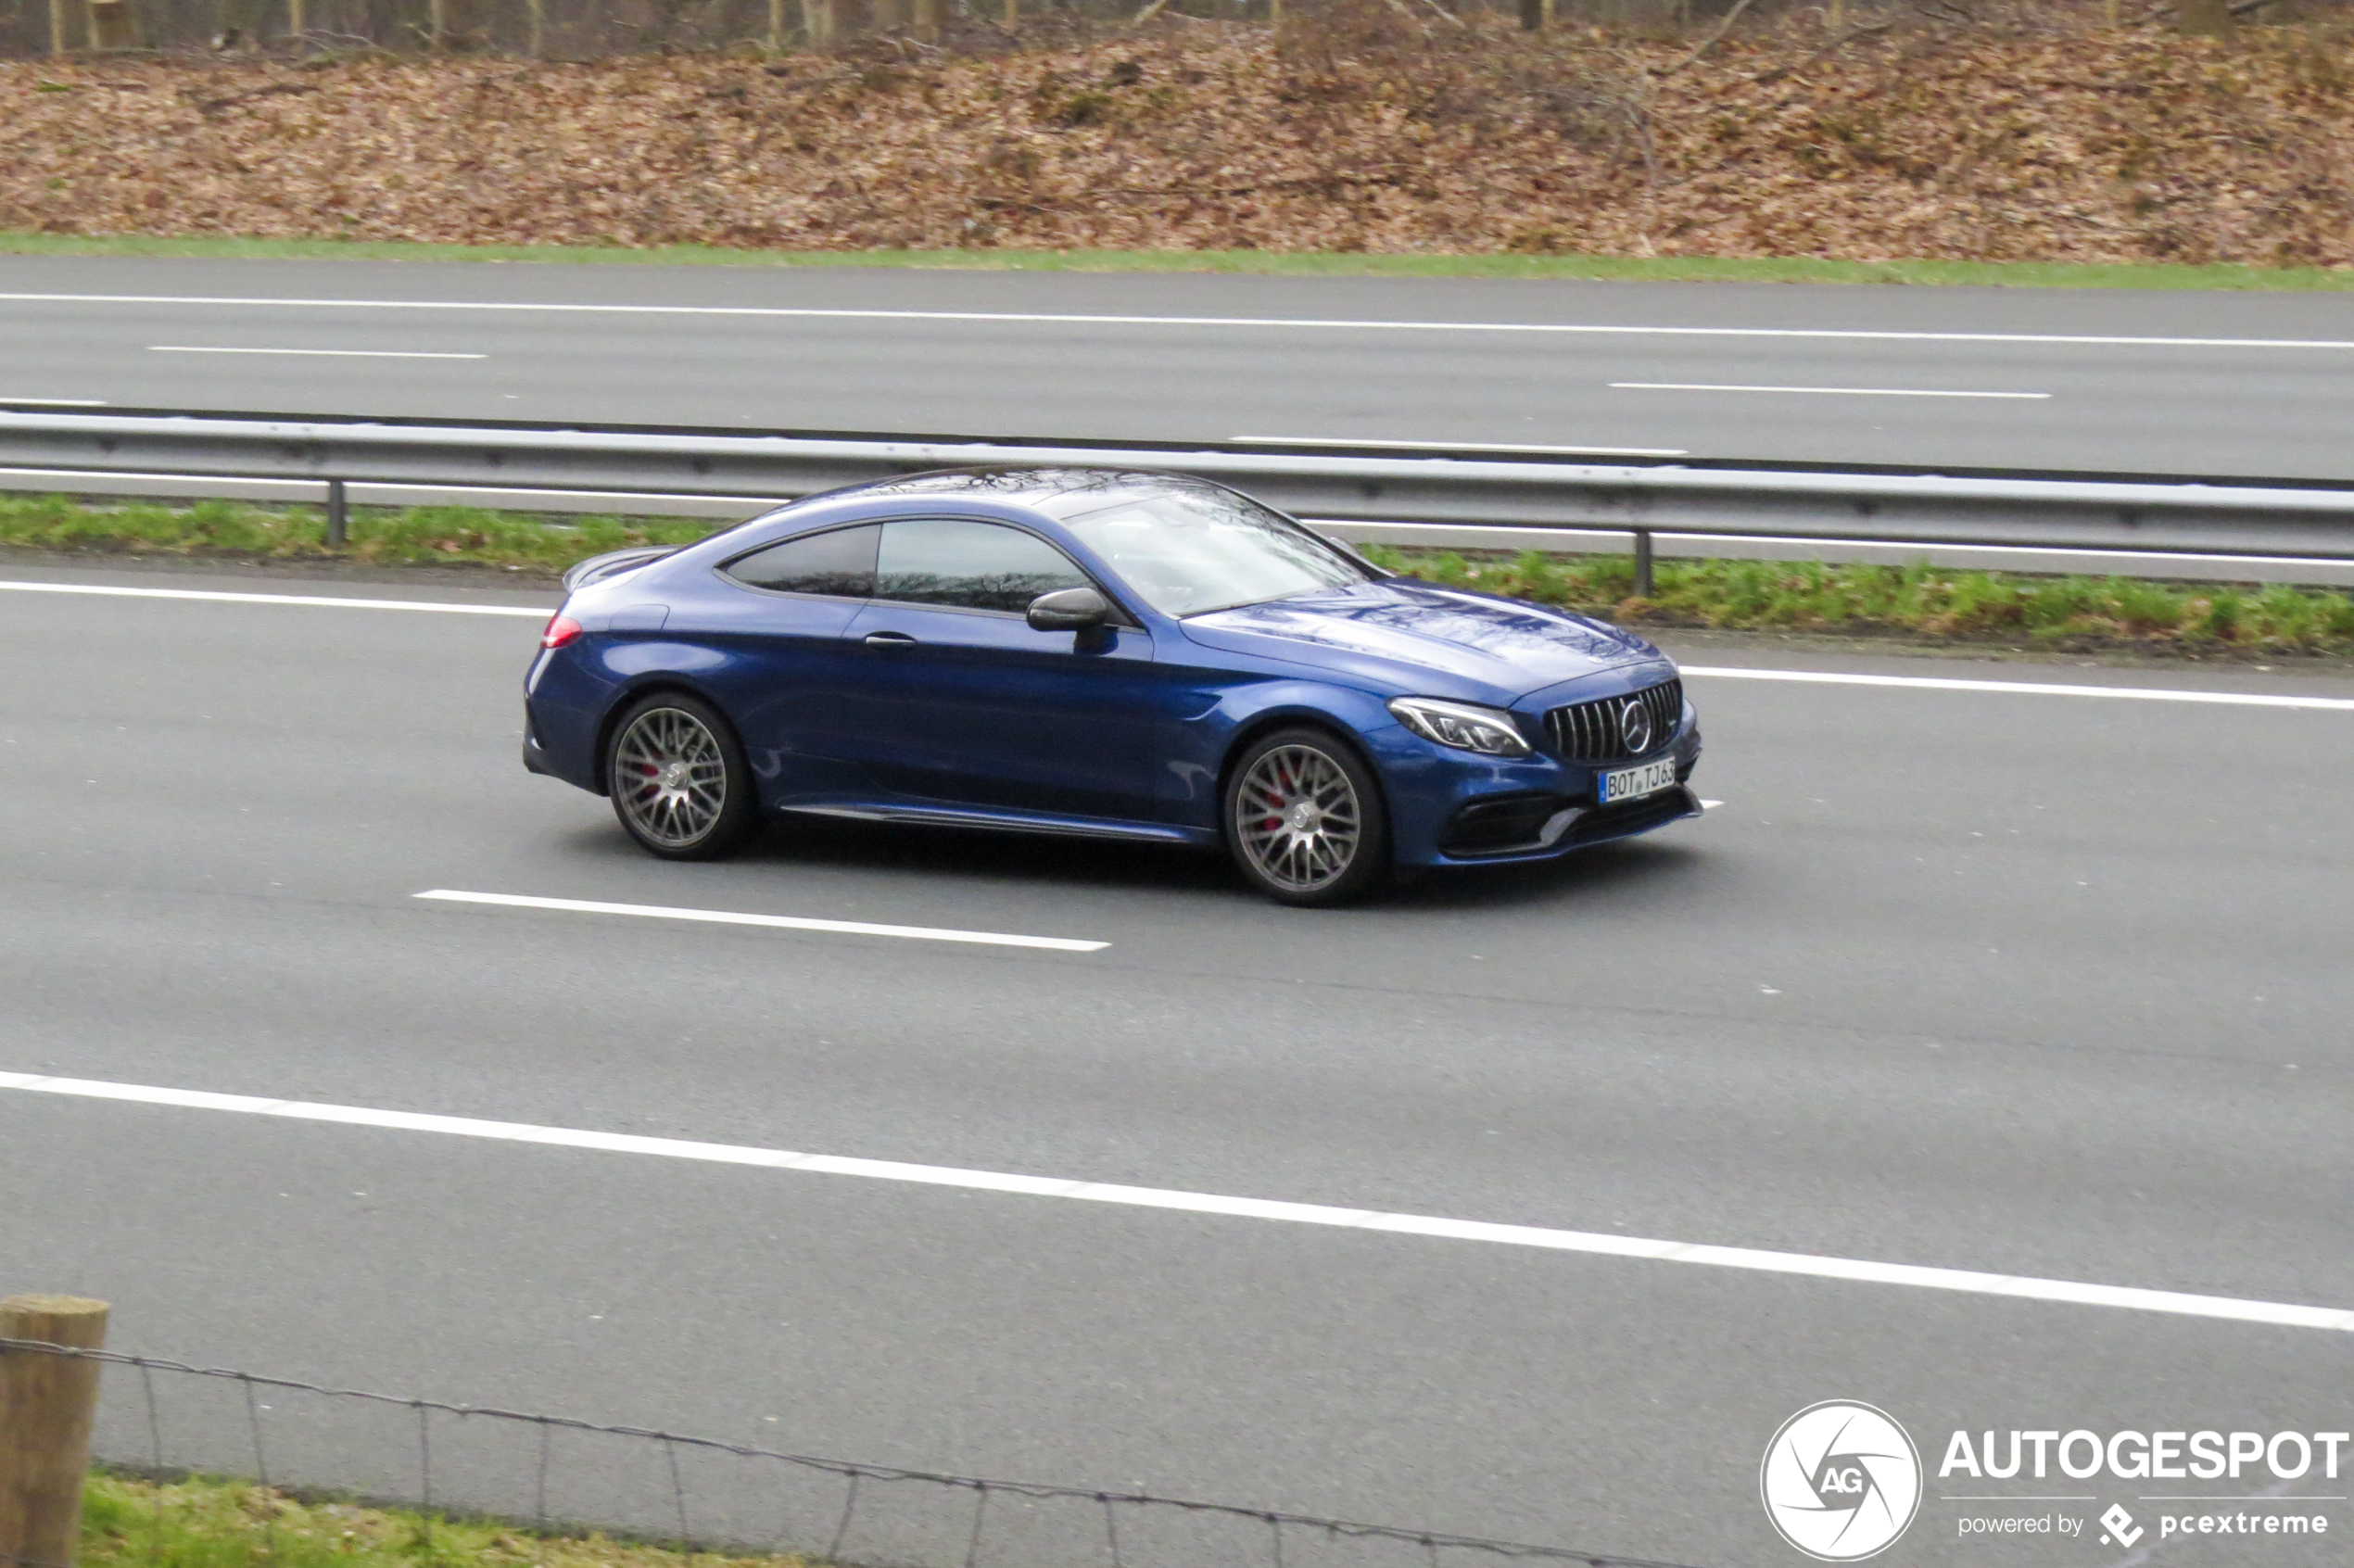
[1, 1336, 1709, 1568]
[0, 0, 1761, 68]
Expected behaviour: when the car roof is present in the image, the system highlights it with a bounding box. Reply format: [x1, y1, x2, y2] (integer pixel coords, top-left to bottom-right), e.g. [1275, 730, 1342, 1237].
[848, 467, 1240, 518]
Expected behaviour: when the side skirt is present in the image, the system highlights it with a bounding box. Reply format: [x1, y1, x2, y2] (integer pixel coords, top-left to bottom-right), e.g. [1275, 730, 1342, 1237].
[783, 801, 1220, 850]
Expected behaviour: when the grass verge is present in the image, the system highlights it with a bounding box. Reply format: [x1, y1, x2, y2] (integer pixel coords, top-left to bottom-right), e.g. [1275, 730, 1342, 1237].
[83, 1472, 814, 1568]
[0, 494, 718, 575]
[1361, 544, 2354, 657]
[9, 494, 2353, 657]
[3, 231, 2352, 291]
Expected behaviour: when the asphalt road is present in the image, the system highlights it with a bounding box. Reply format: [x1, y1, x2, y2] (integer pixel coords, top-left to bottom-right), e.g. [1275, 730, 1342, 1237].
[7, 256, 2354, 480]
[3, 559, 2351, 1568]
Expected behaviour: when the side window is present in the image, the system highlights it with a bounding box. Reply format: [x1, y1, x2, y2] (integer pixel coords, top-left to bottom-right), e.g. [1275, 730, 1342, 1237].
[874, 519, 1090, 614]
[721, 524, 879, 598]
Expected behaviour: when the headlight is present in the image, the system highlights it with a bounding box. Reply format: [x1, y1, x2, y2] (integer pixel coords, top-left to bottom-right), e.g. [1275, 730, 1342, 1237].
[1387, 697, 1532, 757]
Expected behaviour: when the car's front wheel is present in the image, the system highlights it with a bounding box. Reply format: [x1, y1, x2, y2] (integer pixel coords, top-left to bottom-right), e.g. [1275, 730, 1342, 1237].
[1223, 727, 1390, 906]
[604, 692, 760, 861]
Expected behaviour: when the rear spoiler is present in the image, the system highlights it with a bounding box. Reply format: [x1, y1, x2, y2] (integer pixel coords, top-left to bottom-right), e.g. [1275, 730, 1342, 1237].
[562, 545, 677, 592]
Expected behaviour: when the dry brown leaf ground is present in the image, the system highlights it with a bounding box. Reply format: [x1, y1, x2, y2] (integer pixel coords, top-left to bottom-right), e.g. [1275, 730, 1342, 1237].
[6, 14, 2353, 264]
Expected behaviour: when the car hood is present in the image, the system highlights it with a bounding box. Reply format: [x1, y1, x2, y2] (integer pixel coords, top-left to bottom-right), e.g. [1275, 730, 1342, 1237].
[1180, 579, 1661, 702]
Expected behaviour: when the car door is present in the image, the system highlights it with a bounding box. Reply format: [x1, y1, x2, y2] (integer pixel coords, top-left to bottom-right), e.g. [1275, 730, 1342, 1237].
[680, 521, 878, 803]
[835, 517, 1164, 821]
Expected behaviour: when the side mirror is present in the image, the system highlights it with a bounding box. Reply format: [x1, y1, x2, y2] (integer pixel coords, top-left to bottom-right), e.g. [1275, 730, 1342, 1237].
[1026, 586, 1114, 633]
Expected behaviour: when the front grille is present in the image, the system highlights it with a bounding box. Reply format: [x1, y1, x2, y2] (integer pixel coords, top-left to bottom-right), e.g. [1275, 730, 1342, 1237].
[1546, 678, 1684, 764]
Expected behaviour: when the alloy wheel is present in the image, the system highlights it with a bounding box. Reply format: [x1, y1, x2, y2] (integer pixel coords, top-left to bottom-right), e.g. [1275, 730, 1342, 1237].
[613, 705, 729, 850]
[1234, 743, 1363, 894]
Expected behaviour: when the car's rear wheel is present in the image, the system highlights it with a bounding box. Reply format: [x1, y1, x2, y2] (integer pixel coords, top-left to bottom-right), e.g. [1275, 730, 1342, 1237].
[605, 693, 760, 861]
[1223, 727, 1390, 906]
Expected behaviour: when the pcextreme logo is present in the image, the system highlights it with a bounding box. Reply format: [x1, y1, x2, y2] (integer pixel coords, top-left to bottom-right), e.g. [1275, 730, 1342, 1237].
[1761, 1401, 1925, 1562]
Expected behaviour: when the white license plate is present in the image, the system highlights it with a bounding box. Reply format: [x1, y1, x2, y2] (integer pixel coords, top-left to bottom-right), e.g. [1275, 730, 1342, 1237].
[1601, 757, 1679, 803]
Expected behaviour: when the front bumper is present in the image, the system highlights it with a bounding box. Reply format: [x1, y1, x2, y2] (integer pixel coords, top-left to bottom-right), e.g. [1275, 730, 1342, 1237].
[1373, 714, 1704, 868]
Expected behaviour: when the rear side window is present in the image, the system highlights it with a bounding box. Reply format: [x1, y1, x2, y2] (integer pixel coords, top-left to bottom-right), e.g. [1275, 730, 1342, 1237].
[722, 524, 879, 598]
[874, 519, 1089, 613]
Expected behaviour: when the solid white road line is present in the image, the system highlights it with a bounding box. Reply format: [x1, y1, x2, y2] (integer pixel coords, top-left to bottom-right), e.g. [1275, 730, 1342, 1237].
[1682, 665, 2354, 711]
[0, 580, 549, 615]
[9, 294, 2354, 350]
[0, 397, 107, 406]
[1, 1069, 2345, 1333]
[149, 347, 487, 360]
[416, 889, 1109, 953]
[11, 578, 2349, 710]
[1631, 531, 2354, 573]
[1611, 383, 2050, 399]
[1235, 436, 1690, 458]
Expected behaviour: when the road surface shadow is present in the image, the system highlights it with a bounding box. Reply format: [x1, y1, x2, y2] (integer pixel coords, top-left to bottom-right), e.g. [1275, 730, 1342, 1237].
[551, 812, 1714, 912]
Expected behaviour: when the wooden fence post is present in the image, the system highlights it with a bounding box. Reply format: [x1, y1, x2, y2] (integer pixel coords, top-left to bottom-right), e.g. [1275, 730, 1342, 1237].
[0, 1296, 111, 1568]
[87, 0, 137, 45]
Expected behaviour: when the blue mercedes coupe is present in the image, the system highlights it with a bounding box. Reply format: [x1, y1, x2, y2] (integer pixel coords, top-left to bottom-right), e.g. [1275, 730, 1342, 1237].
[523, 469, 1702, 905]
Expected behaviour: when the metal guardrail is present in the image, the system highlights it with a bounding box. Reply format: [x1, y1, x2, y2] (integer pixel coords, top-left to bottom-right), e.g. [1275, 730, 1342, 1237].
[8, 408, 2354, 593]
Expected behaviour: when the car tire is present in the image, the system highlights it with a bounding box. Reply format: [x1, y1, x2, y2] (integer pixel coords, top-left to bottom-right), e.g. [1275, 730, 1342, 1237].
[1222, 726, 1391, 907]
[603, 692, 761, 861]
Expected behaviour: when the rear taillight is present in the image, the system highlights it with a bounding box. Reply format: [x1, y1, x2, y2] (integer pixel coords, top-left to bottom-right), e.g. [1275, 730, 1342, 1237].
[540, 613, 583, 651]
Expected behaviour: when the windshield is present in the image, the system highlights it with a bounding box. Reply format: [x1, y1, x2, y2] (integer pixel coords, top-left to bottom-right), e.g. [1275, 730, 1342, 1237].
[1053, 487, 1378, 617]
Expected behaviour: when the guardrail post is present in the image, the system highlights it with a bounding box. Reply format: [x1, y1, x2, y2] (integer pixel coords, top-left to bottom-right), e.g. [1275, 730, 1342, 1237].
[1632, 529, 1654, 599]
[0, 1295, 111, 1568]
[325, 478, 348, 549]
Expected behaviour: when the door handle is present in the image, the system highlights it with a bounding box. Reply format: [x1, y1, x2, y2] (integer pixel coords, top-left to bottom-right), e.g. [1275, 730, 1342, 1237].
[863, 631, 918, 649]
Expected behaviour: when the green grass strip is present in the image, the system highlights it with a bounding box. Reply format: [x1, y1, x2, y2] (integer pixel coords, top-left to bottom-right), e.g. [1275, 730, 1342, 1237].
[5, 230, 2354, 290]
[8, 495, 2352, 654]
[0, 493, 720, 573]
[83, 1472, 815, 1568]
[1358, 544, 2354, 655]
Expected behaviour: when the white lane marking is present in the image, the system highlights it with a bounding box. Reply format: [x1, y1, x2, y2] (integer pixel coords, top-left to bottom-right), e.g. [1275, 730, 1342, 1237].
[0, 580, 548, 616]
[9, 580, 2349, 708]
[1683, 665, 2354, 711]
[8, 294, 2354, 351]
[1235, 436, 1689, 458]
[149, 346, 487, 360]
[0, 1069, 2345, 1333]
[416, 889, 1109, 953]
[1628, 531, 2354, 572]
[0, 397, 107, 406]
[1612, 382, 2050, 399]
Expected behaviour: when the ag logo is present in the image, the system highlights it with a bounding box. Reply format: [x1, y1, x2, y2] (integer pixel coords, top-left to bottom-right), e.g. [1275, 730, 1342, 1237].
[1760, 1401, 1922, 1561]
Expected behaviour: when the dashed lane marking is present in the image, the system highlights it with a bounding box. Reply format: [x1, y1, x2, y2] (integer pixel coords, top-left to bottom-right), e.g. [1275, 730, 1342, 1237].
[417, 889, 1110, 953]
